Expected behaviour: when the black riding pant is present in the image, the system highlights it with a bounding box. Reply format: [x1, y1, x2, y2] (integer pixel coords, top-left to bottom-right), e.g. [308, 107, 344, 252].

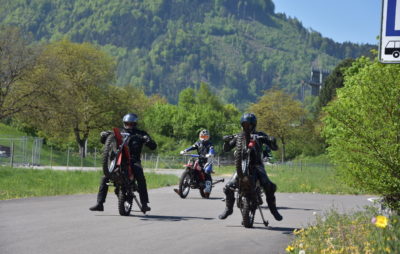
[96, 162, 149, 205]
[223, 164, 276, 207]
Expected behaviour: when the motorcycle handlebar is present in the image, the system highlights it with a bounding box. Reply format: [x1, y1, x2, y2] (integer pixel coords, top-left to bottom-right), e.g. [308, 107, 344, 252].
[181, 153, 201, 158]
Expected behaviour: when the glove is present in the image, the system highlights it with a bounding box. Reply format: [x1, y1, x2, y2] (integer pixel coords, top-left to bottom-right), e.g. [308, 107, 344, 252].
[223, 135, 234, 142]
[180, 150, 186, 155]
[100, 131, 110, 138]
[143, 135, 150, 143]
[206, 153, 214, 158]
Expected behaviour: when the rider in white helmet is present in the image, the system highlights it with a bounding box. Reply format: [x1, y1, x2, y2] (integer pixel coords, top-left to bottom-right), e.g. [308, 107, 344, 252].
[180, 129, 215, 195]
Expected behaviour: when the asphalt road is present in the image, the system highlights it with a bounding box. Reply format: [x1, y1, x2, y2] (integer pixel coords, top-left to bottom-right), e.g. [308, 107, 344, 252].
[0, 180, 376, 254]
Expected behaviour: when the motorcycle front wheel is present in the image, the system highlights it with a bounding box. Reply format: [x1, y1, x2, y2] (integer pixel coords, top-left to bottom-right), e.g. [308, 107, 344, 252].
[178, 169, 191, 198]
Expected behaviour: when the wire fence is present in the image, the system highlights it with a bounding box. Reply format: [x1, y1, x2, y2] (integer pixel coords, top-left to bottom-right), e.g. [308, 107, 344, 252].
[0, 137, 332, 171]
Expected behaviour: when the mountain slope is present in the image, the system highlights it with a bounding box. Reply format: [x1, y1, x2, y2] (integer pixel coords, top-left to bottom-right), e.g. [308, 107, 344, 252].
[0, 0, 375, 106]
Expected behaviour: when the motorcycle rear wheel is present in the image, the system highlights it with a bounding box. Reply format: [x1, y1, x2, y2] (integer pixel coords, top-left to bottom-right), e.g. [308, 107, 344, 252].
[178, 169, 191, 198]
[118, 189, 132, 216]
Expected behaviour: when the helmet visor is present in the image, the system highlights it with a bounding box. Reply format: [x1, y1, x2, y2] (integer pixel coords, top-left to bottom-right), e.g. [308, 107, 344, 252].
[200, 135, 209, 141]
[124, 122, 137, 129]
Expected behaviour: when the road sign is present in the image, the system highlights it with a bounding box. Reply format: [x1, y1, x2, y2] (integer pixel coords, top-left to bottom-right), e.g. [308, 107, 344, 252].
[380, 0, 400, 63]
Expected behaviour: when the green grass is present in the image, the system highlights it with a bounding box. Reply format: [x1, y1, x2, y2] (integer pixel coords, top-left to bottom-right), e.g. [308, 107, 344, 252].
[214, 162, 367, 195]
[287, 208, 400, 253]
[0, 167, 178, 200]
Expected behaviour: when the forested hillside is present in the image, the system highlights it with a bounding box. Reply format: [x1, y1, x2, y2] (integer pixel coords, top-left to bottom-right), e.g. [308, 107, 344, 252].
[0, 0, 375, 107]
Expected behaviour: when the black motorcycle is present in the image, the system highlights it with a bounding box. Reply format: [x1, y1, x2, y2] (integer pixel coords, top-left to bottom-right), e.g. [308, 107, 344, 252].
[102, 128, 144, 216]
[234, 132, 269, 228]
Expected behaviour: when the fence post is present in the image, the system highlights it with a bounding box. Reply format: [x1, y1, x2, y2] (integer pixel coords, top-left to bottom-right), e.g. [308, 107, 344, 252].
[155, 155, 159, 170]
[67, 148, 70, 170]
[10, 142, 14, 168]
[80, 152, 83, 169]
[94, 148, 97, 167]
[50, 146, 53, 169]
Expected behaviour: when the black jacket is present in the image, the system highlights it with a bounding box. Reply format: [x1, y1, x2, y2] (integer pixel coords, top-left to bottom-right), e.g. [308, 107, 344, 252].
[223, 131, 278, 164]
[123, 128, 157, 162]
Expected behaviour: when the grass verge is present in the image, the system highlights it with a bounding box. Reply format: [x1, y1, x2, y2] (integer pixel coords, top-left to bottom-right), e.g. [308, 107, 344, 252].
[0, 167, 178, 200]
[286, 208, 399, 253]
[214, 163, 367, 195]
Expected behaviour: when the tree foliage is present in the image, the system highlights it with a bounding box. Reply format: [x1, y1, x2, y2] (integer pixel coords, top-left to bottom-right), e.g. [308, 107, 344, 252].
[323, 57, 400, 211]
[0, 26, 40, 120]
[0, 0, 375, 107]
[318, 58, 355, 110]
[249, 89, 306, 161]
[19, 39, 116, 156]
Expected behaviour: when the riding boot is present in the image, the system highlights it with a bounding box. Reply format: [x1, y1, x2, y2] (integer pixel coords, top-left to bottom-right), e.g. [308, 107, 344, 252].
[265, 183, 283, 221]
[219, 197, 234, 219]
[89, 176, 108, 212]
[219, 187, 235, 220]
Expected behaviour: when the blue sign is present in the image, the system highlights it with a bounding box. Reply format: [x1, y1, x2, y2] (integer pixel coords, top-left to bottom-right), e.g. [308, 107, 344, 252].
[386, 0, 400, 36]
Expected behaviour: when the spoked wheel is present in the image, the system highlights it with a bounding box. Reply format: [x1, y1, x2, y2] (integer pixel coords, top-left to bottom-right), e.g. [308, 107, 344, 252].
[241, 198, 256, 228]
[178, 169, 191, 198]
[102, 134, 118, 178]
[118, 189, 133, 216]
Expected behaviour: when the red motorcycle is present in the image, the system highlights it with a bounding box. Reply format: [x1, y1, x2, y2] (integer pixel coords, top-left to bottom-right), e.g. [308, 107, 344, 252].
[175, 154, 224, 199]
[102, 128, 144, 216]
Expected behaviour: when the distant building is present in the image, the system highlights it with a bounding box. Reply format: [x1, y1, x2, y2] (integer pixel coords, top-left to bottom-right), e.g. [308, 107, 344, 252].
[308, 68, 330, 96]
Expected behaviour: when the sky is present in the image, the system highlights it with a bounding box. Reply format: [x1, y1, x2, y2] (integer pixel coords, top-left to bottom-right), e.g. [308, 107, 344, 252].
[273, 0, 382, 45]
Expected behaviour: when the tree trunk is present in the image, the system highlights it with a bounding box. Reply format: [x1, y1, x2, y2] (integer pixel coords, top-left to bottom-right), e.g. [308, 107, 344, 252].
[74, 128, 88, 158]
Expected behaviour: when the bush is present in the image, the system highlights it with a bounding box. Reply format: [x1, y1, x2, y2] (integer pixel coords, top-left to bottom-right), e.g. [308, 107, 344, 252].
[286, 208, 400, 254]
[323, 57, 400, 212]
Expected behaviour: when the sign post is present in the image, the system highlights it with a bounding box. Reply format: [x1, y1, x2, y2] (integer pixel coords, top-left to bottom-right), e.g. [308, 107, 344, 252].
[380, 0, 400, 63]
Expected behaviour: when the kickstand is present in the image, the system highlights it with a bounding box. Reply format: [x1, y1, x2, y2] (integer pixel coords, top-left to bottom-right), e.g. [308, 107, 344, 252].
[258, 206, 269, 227]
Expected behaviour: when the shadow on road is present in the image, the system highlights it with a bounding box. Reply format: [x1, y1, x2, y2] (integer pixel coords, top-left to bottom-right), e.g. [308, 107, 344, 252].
[267, 226, 297, 234]
[134, 214, 216, 222]
[260, 206, 318, 212]
[183, 197, 224, 200]
[226, 223, 297, 233]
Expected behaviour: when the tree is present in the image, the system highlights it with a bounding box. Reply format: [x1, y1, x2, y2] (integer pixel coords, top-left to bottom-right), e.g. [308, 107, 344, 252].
[249, 89, 306, 162]
[318, 58, 355, 110]
[0, 26, 40, 120]
[23, 39, 116, 157]
[323, 57, 400, 212]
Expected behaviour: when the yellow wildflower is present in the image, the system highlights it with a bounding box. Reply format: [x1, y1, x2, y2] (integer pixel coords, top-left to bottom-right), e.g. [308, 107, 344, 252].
[285, 245, 294, 252]
[293, 228, 304, 235]
[372, 215, 389, 228]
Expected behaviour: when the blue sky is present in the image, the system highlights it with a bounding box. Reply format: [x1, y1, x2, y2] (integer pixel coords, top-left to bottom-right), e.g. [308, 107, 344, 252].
[273, 0, 382, 45]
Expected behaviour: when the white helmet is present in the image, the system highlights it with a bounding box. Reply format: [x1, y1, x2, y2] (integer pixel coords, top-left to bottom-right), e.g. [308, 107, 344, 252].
[199, 129, 210, 141]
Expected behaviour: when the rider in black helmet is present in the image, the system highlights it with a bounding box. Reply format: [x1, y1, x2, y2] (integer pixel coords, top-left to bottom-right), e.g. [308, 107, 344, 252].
[218, 113, 282, 221]
[89, 113, 157, 213]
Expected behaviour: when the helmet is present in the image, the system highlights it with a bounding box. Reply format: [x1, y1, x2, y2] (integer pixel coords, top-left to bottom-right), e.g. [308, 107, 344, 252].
[122, 113, 138, 129]
[199, 129, 210, 141]
[240, 113, 257, 132]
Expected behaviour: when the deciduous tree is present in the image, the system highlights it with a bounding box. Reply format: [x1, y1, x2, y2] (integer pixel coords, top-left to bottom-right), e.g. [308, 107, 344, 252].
[249, 89, 306, 162]
[323, 57, 400, 212]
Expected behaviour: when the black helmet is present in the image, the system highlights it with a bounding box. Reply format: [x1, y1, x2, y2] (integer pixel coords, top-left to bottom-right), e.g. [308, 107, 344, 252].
[122, 113, 138, 129]
[240, 113, 257, 132]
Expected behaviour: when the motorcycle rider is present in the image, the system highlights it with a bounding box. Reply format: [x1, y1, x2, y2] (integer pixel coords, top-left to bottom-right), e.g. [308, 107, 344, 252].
[219, 113, 283, 221]
[179, 129, 215, 195]
[89, 113, 157, 213]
